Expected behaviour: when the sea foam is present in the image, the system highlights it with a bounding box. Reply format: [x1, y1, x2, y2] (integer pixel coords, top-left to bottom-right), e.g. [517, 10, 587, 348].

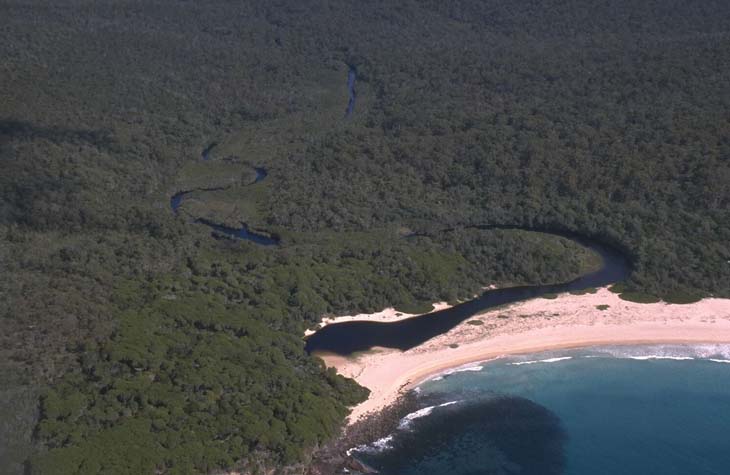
[349, 401, 461, 455]
[510, 356, 573, 366]
[593, 344, 730, 362]
[398, 401, 461, 429]
[347, 435, 395, 455]
[627, 356, 694, 361]
[445, 365, 484, 374]
[424, 363, 484, 383]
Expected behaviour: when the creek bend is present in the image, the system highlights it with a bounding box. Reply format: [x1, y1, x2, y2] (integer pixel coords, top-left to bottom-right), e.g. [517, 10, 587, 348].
[174, 64, 354, 241]
[305, 233, 630, 356]
[175, 70, 631, 354]
[170, 157, 278, 245]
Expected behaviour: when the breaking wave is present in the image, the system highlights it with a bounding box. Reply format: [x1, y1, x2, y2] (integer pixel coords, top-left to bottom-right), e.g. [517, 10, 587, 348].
[398, 401, 461, 429]
[424, 363, 485, 382]
[588, 344, 730, 362]
[349, 401, 462, 455]
[510, 356, 573, 366]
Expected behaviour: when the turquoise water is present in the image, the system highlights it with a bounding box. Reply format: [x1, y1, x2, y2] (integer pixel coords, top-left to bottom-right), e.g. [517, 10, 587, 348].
[353, 345, 730, 475]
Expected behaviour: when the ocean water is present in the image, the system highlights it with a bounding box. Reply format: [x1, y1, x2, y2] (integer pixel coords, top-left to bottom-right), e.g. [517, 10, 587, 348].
[352, 345, 730, 475]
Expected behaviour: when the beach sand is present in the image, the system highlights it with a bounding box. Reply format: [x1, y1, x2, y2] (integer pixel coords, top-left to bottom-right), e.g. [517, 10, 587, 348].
[314, 287, 730, 424]
[304, 302, 452, 336]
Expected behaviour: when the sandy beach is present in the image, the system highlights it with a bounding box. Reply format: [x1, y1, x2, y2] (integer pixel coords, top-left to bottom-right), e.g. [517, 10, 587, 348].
[313, 288, 730, 424]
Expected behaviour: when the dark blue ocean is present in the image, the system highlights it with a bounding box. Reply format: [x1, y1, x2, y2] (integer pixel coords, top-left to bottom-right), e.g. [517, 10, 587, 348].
[352, 345, 730, 475]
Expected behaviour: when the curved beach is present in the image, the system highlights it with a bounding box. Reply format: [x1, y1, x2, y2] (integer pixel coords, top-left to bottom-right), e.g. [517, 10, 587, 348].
[316, 287, 730, 423]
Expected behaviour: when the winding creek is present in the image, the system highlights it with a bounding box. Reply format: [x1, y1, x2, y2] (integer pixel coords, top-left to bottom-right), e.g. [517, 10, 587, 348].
[199, 217, 278, 246]
[172, 65, 357, 241]
[174, 150, 632, 355]
[305, 234, 630, 355]
[170, 64, 359, 241]
[170, 158, 278, 245]
[170, 68, 632, 356]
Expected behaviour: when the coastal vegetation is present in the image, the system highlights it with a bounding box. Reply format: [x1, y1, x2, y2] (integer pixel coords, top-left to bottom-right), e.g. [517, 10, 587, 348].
[663, 291, 704, 305]
[1, 0, 728, 473]
[570, 288, 598, 295]
[617, 293, 663, 304]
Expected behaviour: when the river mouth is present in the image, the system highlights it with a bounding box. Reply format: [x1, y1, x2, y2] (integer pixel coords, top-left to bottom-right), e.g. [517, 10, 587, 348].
[175, 145, 631, 351]
[305, 233, 630, 356]
[179, 75, 632, 347]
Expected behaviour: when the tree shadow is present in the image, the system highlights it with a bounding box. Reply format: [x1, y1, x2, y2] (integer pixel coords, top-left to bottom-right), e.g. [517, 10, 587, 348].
[0, 119, 113, 148]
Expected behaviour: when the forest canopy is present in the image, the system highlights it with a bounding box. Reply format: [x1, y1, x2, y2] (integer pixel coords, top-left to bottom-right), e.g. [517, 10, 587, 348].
[1, 0, 728, 473]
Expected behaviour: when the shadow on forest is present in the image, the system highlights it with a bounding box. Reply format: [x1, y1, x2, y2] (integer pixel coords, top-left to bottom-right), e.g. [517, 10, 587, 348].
[0, 119, 113, 147]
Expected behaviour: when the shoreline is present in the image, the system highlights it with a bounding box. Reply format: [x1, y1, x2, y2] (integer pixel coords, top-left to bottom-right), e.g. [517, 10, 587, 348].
[404, 335, 730, 389]
[304, 286, 499, 336]
[314, 287, 730, 424]
[304, 301, 453, 336]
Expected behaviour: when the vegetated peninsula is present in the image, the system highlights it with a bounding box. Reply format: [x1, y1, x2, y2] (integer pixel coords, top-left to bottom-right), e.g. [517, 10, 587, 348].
[1, 1, 729, 474]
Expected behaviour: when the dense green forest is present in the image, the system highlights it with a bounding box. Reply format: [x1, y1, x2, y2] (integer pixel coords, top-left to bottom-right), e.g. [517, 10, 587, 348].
[1, 0, 728, 473]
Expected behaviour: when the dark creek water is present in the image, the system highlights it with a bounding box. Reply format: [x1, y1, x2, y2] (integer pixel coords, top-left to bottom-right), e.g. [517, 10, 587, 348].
[170, 191, 187, 213]
[201, 142, 217, 161]
[170, 153, 278, 244]
[252, 166, 267, 183]
[305, 234, 630, 355]
[345, 66, 357, 117]
[197, 218, 278, 246]
[170, 184, 225, 214]
[176, 64, 353, 239]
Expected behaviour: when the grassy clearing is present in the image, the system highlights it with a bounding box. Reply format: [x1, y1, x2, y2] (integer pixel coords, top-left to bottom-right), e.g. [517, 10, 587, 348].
[179, 185, 268, 227]
[171, 63, 351, 236]
[174, 160, 259, 191]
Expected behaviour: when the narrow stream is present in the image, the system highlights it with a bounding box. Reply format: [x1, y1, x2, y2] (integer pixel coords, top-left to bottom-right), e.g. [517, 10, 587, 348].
[345, 66, 357, 117]
[197, 218, 278, 246]
[201, 142, 217, 161]
[169, 152, 279, 245]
